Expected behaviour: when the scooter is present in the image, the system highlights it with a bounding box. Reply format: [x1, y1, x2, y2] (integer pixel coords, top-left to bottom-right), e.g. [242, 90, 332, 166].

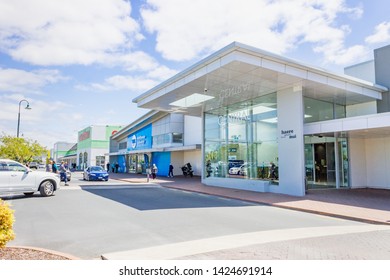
[181, 163, 194, 177]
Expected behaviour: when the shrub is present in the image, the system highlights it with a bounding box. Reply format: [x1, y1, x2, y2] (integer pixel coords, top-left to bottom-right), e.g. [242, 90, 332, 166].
[0, 199, 15, 248]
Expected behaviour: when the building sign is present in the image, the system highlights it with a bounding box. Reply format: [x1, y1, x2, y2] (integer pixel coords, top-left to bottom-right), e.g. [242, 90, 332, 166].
[127, 124, 152, 151]
[79, 129, 91, 142]
[280, 129, 296, 139]
[219, 82, 251, 100]
[218, 111, 250, 127]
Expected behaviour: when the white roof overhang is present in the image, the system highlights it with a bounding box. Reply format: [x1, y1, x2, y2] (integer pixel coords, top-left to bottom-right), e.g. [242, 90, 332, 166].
[304, 112, 390, 138]
[133, 42, 387, 117]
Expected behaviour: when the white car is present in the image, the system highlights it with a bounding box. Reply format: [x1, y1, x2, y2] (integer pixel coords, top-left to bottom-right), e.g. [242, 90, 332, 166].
[0, 159, 60, 197]
[228, 165, 243, 175]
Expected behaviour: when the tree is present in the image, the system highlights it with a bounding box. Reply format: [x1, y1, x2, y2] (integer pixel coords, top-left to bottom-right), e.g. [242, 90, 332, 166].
[0, 134, 48, 164]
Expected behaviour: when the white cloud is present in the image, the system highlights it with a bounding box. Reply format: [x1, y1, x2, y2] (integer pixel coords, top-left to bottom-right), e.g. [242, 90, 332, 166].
[0, 68, 65, 94]
[90, 75, 158, 92]
[365, 21, 390, 45]
[141, 0, 364, 65]
[0, 0, 142, 66]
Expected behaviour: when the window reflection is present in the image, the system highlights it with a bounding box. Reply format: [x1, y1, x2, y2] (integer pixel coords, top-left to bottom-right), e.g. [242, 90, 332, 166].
[204, 93, 279, 182]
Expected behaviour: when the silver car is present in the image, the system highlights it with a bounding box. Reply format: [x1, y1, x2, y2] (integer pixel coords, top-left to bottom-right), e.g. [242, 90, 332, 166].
[0, 159, 60, 197]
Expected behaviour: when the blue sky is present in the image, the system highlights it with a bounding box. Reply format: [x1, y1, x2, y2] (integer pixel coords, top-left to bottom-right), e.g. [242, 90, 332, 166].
[1, 0, 390, 148]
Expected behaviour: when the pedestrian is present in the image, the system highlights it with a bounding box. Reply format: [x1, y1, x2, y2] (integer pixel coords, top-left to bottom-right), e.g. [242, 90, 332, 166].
[151, 163, 158, 179]
[168, 163, 174, 177]
[59, 161, 69, 186]
[106, 162, 110, 172]
[46, 161, 52, 172]
[115, 162, 119, 173]
[52, 160, 57, 173]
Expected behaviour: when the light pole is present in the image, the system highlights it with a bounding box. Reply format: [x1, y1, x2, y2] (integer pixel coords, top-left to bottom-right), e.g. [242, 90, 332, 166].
[17, 99, 31, 138]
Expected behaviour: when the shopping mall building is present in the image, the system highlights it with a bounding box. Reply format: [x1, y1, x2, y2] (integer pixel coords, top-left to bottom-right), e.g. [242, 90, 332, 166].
[108, 110, 202, 176]
[132, 42, 390, 196]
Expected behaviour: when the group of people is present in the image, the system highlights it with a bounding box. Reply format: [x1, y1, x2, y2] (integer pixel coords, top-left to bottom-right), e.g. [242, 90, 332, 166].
[46, 160, 69, 186]
[106, 162, 120, 173]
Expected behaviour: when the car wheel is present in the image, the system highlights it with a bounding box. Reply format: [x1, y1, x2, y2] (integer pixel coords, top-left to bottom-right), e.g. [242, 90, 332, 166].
[24, 192, 34, 196]
[39, 180, 55, 197]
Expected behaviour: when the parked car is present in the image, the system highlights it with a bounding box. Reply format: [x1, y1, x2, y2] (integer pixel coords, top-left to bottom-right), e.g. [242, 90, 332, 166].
[55, 163, 71, 182]
[29, 162, 46, 170]
[228, 164, 243, 175]
[0, 159, 60, 197]
[83, 166, 109, 181]
[228, 162, 256, 176]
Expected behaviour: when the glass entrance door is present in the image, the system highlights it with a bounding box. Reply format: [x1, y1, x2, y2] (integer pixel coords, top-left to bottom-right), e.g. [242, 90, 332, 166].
[305, 136, 349, 189]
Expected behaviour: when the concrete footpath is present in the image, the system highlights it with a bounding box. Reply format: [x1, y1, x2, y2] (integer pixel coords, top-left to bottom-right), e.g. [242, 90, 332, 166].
[108, 172, 390, 225]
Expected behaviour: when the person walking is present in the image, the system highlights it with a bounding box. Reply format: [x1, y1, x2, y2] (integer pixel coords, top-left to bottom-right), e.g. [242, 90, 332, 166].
[168, 163, 174, 178]
[151, 163, 158, 179]
[106, 162, 110, 172]
[115, 162, 119, 173]
[59, 161, 69, 186]
[52, 160, 57, 173]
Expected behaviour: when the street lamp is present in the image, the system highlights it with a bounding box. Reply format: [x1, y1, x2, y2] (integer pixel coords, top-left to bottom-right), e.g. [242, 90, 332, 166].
[17, 99, 31, 138]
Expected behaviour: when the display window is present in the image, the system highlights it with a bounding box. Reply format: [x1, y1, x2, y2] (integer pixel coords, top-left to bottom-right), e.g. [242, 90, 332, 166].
[204, 93, 279, 182]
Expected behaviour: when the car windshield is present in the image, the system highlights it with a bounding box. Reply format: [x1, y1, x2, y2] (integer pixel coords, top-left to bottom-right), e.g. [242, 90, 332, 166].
[91, 166, 103, 172]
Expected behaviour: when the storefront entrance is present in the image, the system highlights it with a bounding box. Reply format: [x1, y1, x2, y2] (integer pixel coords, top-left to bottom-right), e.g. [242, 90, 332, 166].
[127, 153, 151, 174]
[305, 136, 349, 189]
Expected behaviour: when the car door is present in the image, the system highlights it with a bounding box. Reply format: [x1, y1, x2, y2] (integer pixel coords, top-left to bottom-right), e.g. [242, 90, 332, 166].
[8, 162, 36, 192]
[0, 162, 10, 192]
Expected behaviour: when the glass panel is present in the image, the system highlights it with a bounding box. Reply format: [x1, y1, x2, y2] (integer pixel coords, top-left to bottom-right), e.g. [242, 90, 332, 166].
[326, 142, 336, 187]
[304, 97, 346, 123]
[304, 142, 314, 184]
[204, 92, 278, 182]
[338, 138, 349, 188]
[304, 135, 349, 189]
[129, 154, 137, 173]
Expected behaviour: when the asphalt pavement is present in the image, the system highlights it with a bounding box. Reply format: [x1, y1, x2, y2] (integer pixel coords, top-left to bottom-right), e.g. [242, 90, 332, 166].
[101, 172, 390, 260]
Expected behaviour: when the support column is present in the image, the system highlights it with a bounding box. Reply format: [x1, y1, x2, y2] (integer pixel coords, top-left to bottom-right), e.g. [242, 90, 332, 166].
[277, 86, 306, 196]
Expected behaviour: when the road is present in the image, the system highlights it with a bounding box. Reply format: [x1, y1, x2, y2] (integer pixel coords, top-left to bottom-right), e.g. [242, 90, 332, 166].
[3, 172, 390, 260]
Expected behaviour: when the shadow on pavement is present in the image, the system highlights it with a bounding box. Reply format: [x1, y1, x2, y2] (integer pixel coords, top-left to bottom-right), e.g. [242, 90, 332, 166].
[82, 186, 258, 211]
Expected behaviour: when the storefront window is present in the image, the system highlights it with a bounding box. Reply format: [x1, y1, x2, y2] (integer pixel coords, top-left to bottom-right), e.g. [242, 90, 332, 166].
[83, 152, 88, 168]
[204, 93, 278, 181]
[304, 97, 346, 123]
[96, 156, 105, 167]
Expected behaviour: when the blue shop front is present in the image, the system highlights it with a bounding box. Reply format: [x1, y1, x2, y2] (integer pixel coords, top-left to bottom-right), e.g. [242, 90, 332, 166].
[125, 124, 171, 176]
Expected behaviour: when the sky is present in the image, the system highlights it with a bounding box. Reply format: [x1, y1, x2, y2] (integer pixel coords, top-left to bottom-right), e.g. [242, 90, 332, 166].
[1, 0, 390, 149]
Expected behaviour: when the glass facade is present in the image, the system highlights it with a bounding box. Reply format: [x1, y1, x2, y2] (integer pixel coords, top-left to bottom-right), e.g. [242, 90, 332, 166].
[304, 135, 349, 189]
[153, 133, 183, 145]
[304, 97, 346, 123]
[204, 93, 279, 182]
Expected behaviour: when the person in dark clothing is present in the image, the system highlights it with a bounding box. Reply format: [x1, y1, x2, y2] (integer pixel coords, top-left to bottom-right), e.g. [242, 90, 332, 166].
[115, 162, 119, 173]
[52, 160, 57, 173]
[106, 162, 110, 172]
[168, 164, 174, 177]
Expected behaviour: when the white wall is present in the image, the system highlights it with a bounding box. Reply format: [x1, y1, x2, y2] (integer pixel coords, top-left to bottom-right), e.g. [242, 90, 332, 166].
[184, 150, 202, 175]
[171, 151, 184, 176]
[91, 126, 107, 140]
[349, 138, 367, 188]
[277, 86, 306, 196]
[184, 116, 202, 145]
[350, 136, 390, 190]
[344, 60, 375, 83]
[365, 137, 390, 189]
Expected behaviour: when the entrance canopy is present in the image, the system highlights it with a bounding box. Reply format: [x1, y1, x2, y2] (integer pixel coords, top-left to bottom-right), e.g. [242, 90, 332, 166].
[133, 42, 386, 116]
